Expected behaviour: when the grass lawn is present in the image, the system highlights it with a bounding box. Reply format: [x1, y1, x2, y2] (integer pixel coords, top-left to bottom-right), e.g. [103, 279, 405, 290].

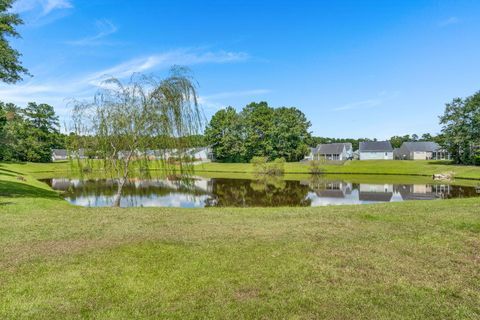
[195, 160, 480, 180]
[1, 162, 480, 319]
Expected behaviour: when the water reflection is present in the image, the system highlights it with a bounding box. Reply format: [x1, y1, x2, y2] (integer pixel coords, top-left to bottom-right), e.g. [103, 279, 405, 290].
[42, 176, 480, 208]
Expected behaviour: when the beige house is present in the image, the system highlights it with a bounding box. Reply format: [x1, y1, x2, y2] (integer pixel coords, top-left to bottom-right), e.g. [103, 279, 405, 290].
[394, 142, 450, 160]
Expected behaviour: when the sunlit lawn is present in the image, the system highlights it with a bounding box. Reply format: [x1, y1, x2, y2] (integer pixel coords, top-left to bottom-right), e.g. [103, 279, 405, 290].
[0, 162, 480, 319]
[196, 160, 480, 180]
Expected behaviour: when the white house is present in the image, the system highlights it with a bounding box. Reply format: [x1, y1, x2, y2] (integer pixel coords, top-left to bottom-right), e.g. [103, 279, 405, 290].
[51, 149, 87, 161]
[316, 143, 353, 161]
[51, 149, 68, 161]
[305, 143, 353, 161]
[187, 147, 213, 161]
[359, 141, 393, 160]
[394, 142, 450, 160]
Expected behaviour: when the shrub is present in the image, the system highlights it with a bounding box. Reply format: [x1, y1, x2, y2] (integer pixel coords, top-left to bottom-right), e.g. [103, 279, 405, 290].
[309, 158, 326, 175]
[309, 160, 322, 175]
[251, 156, 268, 175]
[251, 157, 285, 176]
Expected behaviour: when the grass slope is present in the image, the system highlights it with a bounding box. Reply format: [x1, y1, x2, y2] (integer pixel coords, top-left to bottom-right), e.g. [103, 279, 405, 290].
[1, 162, 480, 319]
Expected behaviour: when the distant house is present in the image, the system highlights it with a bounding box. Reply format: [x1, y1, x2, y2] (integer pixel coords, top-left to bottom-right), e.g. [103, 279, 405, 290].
[395, 142, 450, 160]
[359, 141, 393, 160]
[316, 143, 353, 161]
[51, 149, 68, 161]
[187, 147, 214, 161]
[304, 143, 353, 161]
[52, 149, 87, 161]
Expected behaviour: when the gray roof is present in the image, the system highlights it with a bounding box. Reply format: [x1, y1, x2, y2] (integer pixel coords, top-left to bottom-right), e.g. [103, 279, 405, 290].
[52, 149, 67, 157]
[359, 141, 393, 152]
[401, 141, 442, 152]
[316, 143, 352, 155]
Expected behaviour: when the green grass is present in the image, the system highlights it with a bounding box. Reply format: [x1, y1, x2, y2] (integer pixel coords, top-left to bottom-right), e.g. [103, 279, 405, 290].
[195, 160, 480, 180]
[1, 162, 480, 319]
[4, 159, 480, 180]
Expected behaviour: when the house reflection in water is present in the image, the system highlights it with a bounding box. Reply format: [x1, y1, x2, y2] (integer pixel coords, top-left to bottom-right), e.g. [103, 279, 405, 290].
[395, 184, 450, 200]
[303, 180, 461, 206]
[358, 184, 394, 202]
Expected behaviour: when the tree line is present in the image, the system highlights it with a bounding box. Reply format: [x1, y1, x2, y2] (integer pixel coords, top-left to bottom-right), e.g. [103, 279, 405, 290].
[205, 102, 311, 162]
[0, 102, 66, 162]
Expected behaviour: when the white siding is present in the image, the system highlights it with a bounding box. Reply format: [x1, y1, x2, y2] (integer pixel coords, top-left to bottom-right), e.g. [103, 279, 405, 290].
[359, 152, 393, 160]
[413, 151, 427, 160]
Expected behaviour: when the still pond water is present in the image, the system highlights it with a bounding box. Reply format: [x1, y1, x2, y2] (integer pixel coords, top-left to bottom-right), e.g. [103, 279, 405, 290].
[42, 176, 480, 208]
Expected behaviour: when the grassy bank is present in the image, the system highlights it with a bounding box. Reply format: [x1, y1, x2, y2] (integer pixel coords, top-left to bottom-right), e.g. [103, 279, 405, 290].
[195, 160, 480, 180]
[1, 162, 480, 319]
[4, 159, 480, 181]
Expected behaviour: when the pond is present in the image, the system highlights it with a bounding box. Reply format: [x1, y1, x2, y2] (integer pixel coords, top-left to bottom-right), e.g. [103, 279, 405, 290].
[41, 176, 480, 208]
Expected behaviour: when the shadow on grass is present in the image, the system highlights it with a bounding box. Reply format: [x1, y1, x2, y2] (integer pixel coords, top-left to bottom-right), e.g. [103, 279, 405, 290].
[0, 180, 60, 199]
[426, 160, 457, 166]
[0, 165, 23, 176]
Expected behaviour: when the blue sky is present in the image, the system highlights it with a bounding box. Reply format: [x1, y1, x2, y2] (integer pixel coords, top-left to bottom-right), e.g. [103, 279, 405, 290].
[2, 0, 480, 138]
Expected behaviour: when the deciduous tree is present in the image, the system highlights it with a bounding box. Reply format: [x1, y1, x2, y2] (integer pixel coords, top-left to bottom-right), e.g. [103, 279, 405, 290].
[72, 67, 203, 207]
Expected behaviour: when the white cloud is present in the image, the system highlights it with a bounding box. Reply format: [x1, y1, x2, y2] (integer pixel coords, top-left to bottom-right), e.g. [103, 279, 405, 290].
[66, 19, 118, 46]
[43, 0, 72, 14]
[333, 91, 399, 112]
[85, 48, 249, 85]
[12, 0, 73, 16]
[438, 16, 460, 27]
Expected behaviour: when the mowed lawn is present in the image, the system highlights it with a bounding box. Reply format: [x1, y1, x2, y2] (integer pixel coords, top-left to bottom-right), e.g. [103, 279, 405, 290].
[196, 160, 480, 180]
[1, 162, 480, 319]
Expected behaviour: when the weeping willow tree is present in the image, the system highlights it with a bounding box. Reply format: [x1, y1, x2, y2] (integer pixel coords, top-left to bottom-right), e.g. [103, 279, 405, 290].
[71, 67, 203, 207]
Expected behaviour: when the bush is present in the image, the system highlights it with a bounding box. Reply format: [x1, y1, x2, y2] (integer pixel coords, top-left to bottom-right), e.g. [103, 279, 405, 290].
[309, 160, 322, 175]
[251, 156, 268, 175]
[251, 157, 285, 176]
[309, 158, 326, 175]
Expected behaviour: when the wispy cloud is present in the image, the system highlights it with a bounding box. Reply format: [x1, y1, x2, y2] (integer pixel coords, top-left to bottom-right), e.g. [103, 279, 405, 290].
[12, 0, 73, 16]
[333, 91, 399, 112]
[438, 16, 460, 27]
[86, 48, 249, 85]
[66, 19, 118, 46]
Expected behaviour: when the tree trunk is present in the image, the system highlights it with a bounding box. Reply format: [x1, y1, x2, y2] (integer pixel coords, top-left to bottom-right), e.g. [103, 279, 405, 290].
[112, 177, 126, 207]
[112, 152, 132, 207]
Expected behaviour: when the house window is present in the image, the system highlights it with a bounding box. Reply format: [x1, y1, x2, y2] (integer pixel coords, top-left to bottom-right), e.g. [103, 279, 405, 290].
[385, 152, 388, 156]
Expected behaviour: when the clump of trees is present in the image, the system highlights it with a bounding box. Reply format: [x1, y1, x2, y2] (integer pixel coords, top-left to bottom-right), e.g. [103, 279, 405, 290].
[205, 102, 311, 163]
[0, 101, 65, 162]
[440, 90, 480, 165]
